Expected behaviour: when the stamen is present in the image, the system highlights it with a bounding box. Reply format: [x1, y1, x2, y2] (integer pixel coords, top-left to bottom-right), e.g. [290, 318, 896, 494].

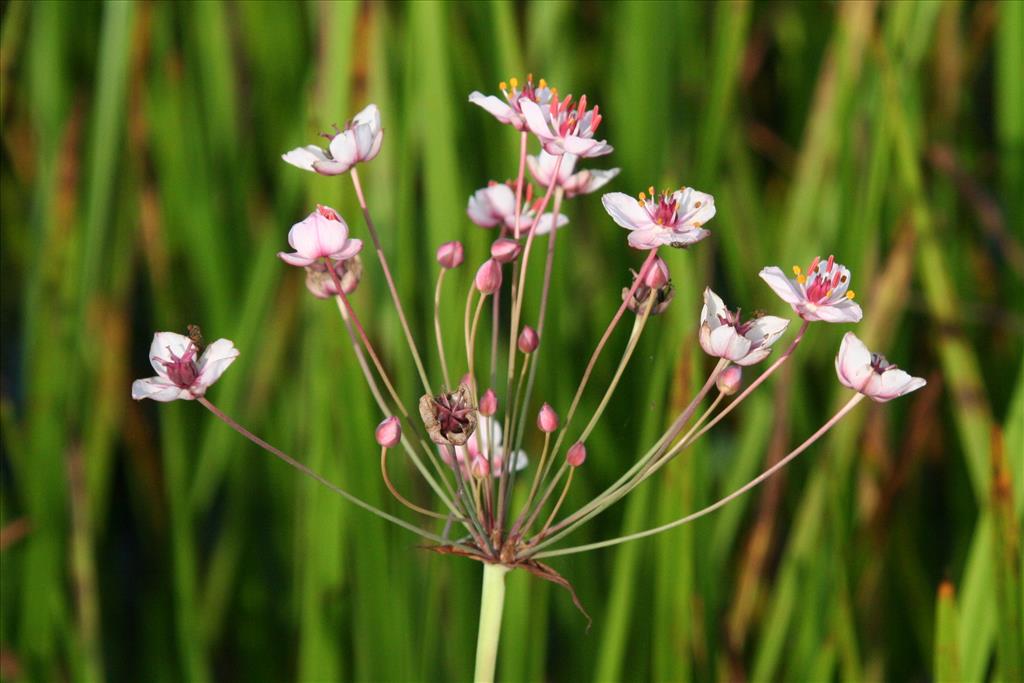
[846, 291, 855, 299]
[792, 265, 802, 276]
[499, 81, 507, 91]
[648, 185, 655, 196]
[538, 78, 547, 89]
[695, 201, 702, 208]
[797, 274, 807, 284]
[509, 77, 519, 89]
[638, 192, 646, 202]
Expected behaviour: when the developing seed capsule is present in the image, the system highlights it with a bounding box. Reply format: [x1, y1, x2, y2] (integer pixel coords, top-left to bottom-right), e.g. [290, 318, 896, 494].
[716, 365, 743, 396]
[567, 441, 587, 467]
[375, 416, 402, 448]
[518, 325, 539, 354]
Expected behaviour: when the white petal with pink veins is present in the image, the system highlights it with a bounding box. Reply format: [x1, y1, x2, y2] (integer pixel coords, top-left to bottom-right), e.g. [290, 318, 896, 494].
[132, 377, 188, 402]
[519, 98, 555, 140]
[281, 145, 329, 172]
[626, 228, 666, 250]
[872, 369, 926, 402]
[149, 332, 193, 375]
[602, 192, 654, 231]
[812, 298, 863, 323]
[195, 339, 240, 391]
[834, 333, 875, 391]
[759, 267, 806, 306]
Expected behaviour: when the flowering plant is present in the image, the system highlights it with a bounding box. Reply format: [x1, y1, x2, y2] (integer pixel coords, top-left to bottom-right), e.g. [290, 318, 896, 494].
[133, 75, 925, 681]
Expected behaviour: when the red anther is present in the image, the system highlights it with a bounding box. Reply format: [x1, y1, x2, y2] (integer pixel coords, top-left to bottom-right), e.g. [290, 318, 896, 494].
[826, 254, 835, 271]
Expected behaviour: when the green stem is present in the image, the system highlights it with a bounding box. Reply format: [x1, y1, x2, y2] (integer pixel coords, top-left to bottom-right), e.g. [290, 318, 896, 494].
[473, 563, 510, 683]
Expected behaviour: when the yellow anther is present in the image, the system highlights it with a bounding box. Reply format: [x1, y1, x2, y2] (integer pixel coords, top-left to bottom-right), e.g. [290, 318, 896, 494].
[527, 72, 533, 82]
[538, 78, 548, 89]
[792, 265, 802, 275]
[638, 192, 647, 202]
[499, 81, 507, 91]
[509, 77, 519, 89]
[648, 185, 655, 196]
[797, 274, 807, 284]
[846, 291, 856, 299]
[656, 218, 663, 225]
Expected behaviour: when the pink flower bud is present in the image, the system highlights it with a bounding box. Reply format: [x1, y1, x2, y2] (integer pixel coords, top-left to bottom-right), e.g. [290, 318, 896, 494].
[470, 456, 490, 479]
[517, 325, 539, 354]
[479, 388, 498, 416]
[537, 403, 559, 433]
[436, 241, 465, 269]
[490, 238, 522, 263]
[644, 257, 670, 288]
[567, 441, 587, 467]
[375, 416, 402, 448]
[475, 259, 503, 294]
[716, 365, 743, 396]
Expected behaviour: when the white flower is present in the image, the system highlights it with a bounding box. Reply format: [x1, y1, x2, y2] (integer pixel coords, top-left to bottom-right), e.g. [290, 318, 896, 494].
[278, 205, 363, 267]
[759, 254, 863, 323]
[281, 104, 383, 176]
[466, 183, 568, 235]
[519, 95, 612, 158]
[699, 288, 790, 366]
[441, 416, 528, 478]
[835, 333, 926, 402]
[602, 186, 715, 250]
[132, 332, 239, 402]
[469, 75, 556, 132]
[527, 150, 619, 197]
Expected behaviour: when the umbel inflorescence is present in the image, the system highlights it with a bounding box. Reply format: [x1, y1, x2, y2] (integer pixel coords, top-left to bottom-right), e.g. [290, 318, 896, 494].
[133, 75, 925, 626]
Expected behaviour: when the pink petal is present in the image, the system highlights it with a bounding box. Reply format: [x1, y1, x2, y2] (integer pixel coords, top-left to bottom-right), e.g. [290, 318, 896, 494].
[352, 103, 381, 132]
[746, 315, 790, 345]
[468, 92, 517, 124]
[870, 369, 926, 402]
[328, 131, 359, 171]
[626, 228, 664, 250]
[571, 167, 619, 197]
[310, 160, 351, 176]
[330, 239, 363, 261]
[834, 332, 874, 391]
[701, 288, 727, 329]
[149, 332, 193, 376]
[532, 212, 570, 235]
[813, 299, 863, 324]
[278, 251, 317, 267]
[518, 98, 554, 140]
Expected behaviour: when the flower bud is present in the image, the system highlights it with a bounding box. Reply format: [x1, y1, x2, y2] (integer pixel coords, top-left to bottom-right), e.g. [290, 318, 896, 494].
[470, 456, 490, 479]
[375, 416, 402, 448]
[475, 259, 503, 294]
[479, 388, 498, 416]
[644, 257, 670, 288]
[716, 365, 743, 396]
[537, 403, 559, 433]
[517, 325, 539, 354]
[436, 241, 465, 269]
[567, 441, 587, 467]
[490, 238, 521, 263]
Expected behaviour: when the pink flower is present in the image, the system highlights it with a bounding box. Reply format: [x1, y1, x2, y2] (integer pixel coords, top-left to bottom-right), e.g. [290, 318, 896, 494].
[281, 104, 383, 176]
[699, 288, 789, 366]
[835, 333, 926, 402]
[527, 151, 619, 197]
[466, 182, 568, 234]
[716, 365, 743, 395]
[132, 332, 239, 402]
[278, 205, 363, 267]
[468, 75, 556, 131]
[759, 255, 863, 323]
[519, 94, 612, 158]
[601, 187, 715, 250]
[537, 403, 559, 433]
[442, 417, 528, 478]
[517, 326, 539, 354]
[566, 442, 587, 467]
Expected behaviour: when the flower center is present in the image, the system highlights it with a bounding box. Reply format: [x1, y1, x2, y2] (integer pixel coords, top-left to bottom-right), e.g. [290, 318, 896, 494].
[499, 74, 553, 112]
[637, 187, 680, 227]
[316, 204, 341, 221]
[548, 93, 601, 138]
[157, 344, 199, 388]
[433, 392, 475, 439]
[791, 254, 855, 304]
[870, 352, 893, 373]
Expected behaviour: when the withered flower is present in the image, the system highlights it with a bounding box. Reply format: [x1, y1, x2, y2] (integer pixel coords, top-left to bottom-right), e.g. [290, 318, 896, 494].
[622, 269, 674, 316]
[419, 383, 477, 446]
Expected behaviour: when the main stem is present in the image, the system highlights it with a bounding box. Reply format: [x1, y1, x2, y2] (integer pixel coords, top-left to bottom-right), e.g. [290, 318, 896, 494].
[473, 563, 510, 683]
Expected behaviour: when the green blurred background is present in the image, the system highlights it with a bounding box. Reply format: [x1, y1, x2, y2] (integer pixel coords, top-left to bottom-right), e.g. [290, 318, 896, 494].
[2, 1, 1022, 681]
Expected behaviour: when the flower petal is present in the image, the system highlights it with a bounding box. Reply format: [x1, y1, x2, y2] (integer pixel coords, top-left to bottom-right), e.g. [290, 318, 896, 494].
[532, 212, 570, 235]
[195, 338, 239, 392]
[518, 98, 554, 140]
[834, 332, 874, 391]
[570, 167, 619, 197]
[132, 377, 188, 402]
[759, 266, 805, 306]
[746, 315, 790, 345]
[626, 228, 665, 250]
[469, 92, 517, 124]
[811, 298, 863, 323]
[278, 251, 317, 267]
[149, 332, 193, 375]
[701, 288, 727, 330]
[871, 369, 927, 402]
[328, 131, 358, 171]
[602, 192, 653, 231]
[281, 145, 328, 172]
[330, 239, 363, 262]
